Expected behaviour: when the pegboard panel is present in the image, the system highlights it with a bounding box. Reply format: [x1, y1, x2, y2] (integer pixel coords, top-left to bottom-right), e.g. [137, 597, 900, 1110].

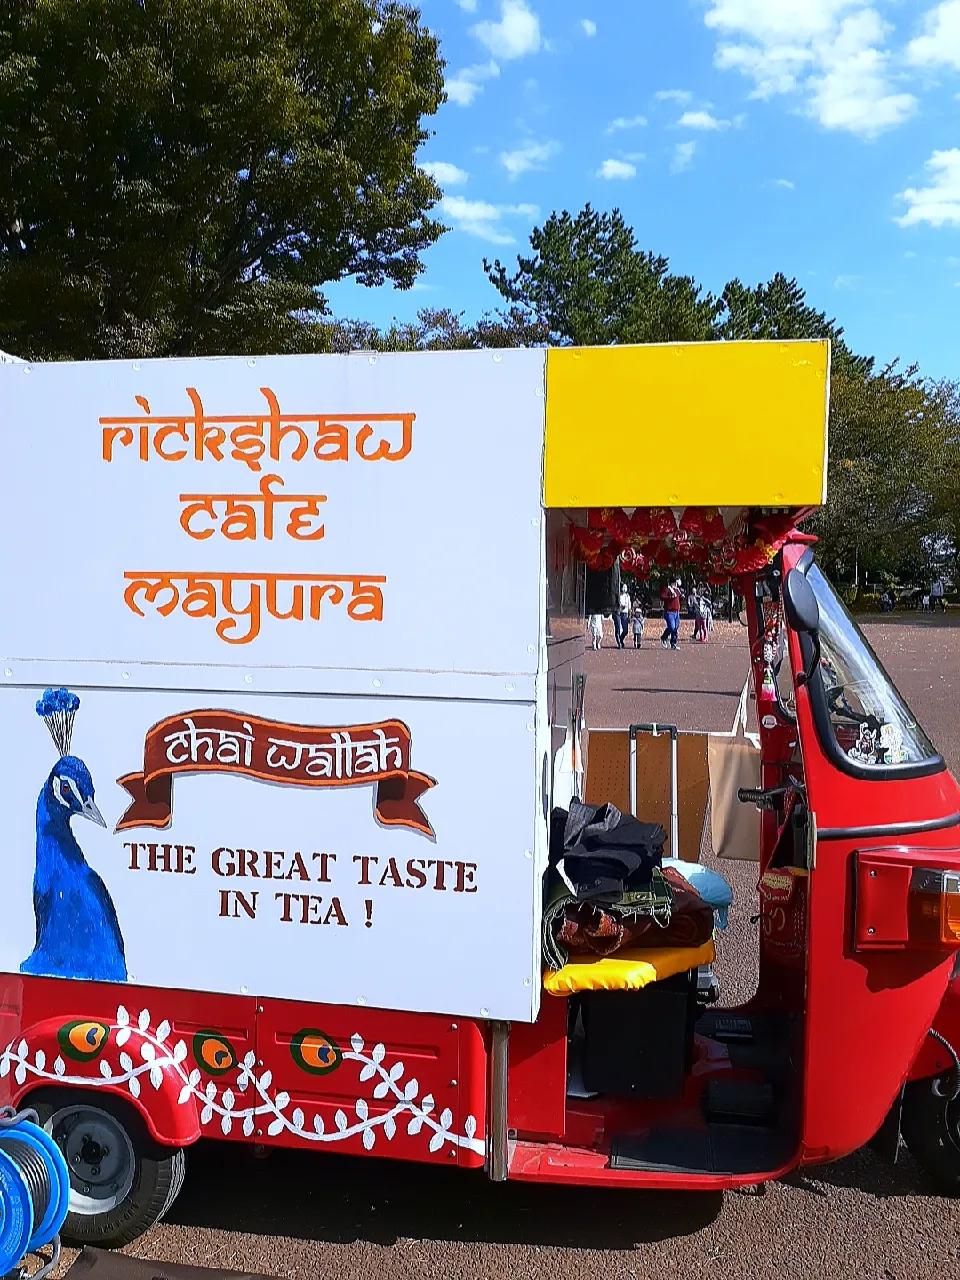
[584, 729, 709, 862]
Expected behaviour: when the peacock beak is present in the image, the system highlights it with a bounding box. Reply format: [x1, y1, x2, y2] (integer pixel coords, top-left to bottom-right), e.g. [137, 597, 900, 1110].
[80, 797, 107, 828]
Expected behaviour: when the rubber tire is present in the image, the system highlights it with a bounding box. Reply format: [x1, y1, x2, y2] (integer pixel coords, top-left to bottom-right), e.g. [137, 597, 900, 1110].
[901, 1076, 960, 1194]
[28, 1088, 188, 1248]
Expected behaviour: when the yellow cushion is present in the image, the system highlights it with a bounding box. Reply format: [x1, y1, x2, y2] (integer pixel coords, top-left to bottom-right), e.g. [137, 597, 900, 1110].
[543, 940, 716, 996]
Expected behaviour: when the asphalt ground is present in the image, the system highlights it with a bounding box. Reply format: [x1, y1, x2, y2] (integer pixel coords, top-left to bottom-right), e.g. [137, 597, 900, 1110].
[52, 614, 960, 1280]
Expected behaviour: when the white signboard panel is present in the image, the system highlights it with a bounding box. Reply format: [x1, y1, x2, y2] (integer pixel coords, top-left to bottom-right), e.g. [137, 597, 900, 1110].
[0, 350, 546, 680]
[0, 685, 542, 1021]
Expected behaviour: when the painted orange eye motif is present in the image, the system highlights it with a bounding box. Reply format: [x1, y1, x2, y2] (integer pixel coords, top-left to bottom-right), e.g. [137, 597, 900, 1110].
[58, 1019, 109, 1062]
[290, 1029, 342, 1076]
[193, 1031, 237, 1076]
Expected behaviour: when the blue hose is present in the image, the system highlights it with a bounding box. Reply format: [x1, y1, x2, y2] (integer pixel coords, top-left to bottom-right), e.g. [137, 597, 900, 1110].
[0, 1107, 69, 1279]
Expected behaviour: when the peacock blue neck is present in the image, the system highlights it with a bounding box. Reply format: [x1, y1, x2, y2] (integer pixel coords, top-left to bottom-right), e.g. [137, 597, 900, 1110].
[36, 782, 84, 866]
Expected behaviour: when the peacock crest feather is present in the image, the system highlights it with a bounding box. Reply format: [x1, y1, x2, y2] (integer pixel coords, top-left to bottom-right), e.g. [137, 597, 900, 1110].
[36, 687, 80, 758]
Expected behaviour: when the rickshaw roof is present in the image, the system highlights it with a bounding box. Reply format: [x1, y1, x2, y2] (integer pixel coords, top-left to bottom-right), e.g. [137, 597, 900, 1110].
[543, 339, 830, 510]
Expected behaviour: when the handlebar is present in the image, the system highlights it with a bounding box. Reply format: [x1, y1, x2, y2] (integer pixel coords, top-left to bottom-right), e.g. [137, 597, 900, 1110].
[737, 784, 804, 811]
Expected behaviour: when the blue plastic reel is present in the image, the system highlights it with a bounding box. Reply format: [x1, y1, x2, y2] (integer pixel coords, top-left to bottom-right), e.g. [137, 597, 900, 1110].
[0, 1117, 70, 1273]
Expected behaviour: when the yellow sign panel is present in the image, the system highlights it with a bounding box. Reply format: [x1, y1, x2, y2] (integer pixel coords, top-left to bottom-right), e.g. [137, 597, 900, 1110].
[543, 340, 830, 509]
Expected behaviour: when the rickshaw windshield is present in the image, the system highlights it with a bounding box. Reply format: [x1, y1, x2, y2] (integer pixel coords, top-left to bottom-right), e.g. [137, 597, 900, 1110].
[804, 563, 938, 771]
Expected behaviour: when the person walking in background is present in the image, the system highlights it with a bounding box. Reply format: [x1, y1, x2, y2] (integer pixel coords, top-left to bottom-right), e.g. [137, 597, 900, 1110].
[631, 598, 645, 648]
[694, 585, 711, 642]
[588, 612, 604, 650]
[931, 577, 946, 613]
[615, 584, 631, 649]
[660, 578, 682, 651]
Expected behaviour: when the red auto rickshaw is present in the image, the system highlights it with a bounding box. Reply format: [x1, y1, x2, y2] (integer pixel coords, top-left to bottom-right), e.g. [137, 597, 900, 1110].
[1, 340, 959, 1252]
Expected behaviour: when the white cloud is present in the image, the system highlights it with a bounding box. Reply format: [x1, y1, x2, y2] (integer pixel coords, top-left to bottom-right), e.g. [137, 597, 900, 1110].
[896, 148, 960, 227]
[581, 18, 597, 36]
[655, 88, 694, 104]
[677, 109, 732, 129]
[771, 177, 795, 188]
[606, 114, 647, 133]
[671, 141, 697, 172]
[704, 1, 917, 138]
[834, 274, 858, 287]
[420, 161, 468, 186]
[597, 158, 637, 179]
[499, 139, 560, 178]
[907, 1, 960, 69]
[456, 0, 478, 10]
[441, 195, 539, 244]
[472, 1, 541, 60]
[445, 60, 500, 106]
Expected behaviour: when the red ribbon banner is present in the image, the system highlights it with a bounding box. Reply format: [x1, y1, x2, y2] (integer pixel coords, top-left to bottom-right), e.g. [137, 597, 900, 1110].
[116, 711, 436, 836]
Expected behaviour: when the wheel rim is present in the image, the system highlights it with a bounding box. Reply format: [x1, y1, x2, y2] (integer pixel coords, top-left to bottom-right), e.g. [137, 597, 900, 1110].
[46, 1104, 136, 1216]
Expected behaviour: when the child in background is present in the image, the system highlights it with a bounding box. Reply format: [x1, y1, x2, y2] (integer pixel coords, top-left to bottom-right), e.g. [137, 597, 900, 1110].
[588, 613, 604, 650]
[631, 600, 645, 648]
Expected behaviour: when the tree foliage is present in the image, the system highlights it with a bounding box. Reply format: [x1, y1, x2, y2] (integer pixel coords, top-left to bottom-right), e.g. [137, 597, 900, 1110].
[718, 273, 871, 377]
[810, 364, 959, 584]
[0, 0, 445, 359]
[483, 205, 720, 345]
[324, 305, 548, 352]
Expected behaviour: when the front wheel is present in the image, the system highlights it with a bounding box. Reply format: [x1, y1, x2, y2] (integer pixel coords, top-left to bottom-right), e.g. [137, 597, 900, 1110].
[901, 1076, 960, 1193]
[30, 1088, 187, 1247]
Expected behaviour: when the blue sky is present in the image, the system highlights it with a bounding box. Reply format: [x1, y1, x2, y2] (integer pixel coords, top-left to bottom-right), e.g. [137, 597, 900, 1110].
[324, 0, 960, 378]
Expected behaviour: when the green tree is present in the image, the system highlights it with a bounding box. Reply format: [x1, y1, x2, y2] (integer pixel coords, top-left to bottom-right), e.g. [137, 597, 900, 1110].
[324, 305, 548, 351]
[484, 205, 719, 345]
[0, 0, 445, 360]
[810, 364, 960, 587]
[717, 273, 872, 377]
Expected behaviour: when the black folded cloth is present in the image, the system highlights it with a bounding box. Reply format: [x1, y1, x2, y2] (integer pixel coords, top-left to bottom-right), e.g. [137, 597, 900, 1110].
[551, 800, 666, 899]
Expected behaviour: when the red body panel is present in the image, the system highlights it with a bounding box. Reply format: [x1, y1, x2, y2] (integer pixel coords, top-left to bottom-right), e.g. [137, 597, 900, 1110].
[779, 542, 960, 1164]
[0, 975, 486, 1170]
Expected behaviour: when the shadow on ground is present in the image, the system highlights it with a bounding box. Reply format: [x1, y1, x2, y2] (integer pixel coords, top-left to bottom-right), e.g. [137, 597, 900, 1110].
[167, 1142, 723, 1249]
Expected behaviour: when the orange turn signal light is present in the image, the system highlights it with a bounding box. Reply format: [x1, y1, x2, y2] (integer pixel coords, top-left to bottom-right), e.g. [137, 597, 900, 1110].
[909, 868, 960, 949]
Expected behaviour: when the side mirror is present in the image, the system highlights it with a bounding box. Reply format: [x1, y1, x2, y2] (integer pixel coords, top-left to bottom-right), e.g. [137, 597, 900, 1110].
[783, 570, 820, 635]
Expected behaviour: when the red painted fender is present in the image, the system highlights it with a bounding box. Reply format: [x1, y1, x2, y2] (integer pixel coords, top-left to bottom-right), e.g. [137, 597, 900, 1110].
[2, 1013, 201, 1147]
[909, 964, 960, 1082]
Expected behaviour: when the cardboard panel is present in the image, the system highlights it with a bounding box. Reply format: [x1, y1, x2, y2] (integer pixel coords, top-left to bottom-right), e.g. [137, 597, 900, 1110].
[584, 729, 709, 862]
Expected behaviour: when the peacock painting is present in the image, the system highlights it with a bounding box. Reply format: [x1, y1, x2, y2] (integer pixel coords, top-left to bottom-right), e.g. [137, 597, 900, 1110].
[20, 688, 127, 983]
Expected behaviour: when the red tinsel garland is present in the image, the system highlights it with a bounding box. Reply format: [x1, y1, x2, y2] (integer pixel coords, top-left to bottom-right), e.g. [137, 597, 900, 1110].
[570, 506, 798, 584]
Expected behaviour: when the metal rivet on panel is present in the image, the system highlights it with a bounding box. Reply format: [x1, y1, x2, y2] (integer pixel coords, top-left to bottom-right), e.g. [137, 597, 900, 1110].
[357, 996, 366, 1005]
[505, 683, 515, 692]
[480, 1007, 489, 1017]
[493, 353, 502, 363]
[240, 985, 248, 995]
[867, 927, 875, 935]
[245, 674, 253, 684]
[373, 678, 382, 688]
[527, 644, 535, 653]
[248, 359, 256, 367]
[3, 669, 11, 677]
[132, 363, 140, 372]
[368, 355, 378, 365]
[122, 671, 130, 681]
[524, 850, 533, 860]
[523, 978, 531, 987]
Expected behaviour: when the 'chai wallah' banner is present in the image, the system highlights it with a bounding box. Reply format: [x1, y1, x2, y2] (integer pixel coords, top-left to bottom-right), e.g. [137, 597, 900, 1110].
[116, 711, 436, 836]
